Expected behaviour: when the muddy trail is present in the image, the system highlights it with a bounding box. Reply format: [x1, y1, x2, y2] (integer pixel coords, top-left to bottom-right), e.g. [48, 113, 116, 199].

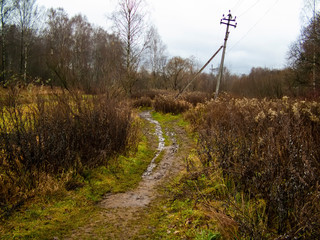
[66, 111, 190, 239]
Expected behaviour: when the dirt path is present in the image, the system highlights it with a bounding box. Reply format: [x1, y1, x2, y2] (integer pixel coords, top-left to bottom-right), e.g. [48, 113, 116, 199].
[65, 111, 188, 239]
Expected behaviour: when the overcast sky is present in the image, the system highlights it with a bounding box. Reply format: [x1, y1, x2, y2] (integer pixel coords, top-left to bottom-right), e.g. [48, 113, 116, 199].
[37, 0, 315, 75]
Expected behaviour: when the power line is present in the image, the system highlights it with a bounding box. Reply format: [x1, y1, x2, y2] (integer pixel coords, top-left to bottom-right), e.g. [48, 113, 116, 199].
[176, 45, 223, 98]
[228, 0, 281, 52]
[232, 0, 244, 11]
[238, 0, 261, 17]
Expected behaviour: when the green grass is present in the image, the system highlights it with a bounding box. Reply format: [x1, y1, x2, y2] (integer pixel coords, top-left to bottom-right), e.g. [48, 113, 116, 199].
[151, 111, 188, 128]
[151, 111, 189, 147]
[134, 111, 221, 239]
[135, 111, 225, 240]
[137, 177, 221, 239]
[1, 193, 96, 240]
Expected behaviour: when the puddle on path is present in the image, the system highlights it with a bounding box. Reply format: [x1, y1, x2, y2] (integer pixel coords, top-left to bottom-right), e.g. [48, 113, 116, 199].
[99, 111, 178, 209]
[66, 111, 188, 239]
[140, 111, 165, 177]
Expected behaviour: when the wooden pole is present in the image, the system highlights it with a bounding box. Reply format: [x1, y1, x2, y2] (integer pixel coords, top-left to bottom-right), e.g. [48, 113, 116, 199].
[215, 10, 237, 99]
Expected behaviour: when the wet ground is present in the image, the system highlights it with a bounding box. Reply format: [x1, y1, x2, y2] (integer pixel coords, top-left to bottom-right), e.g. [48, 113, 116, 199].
[65, 111, 186, 239]
[99, 111, 178, 209]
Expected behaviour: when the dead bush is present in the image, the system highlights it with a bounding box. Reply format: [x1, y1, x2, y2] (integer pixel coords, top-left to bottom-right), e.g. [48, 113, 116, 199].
[186, 95, 320, 239]
[131, 89, 162, 100]
[0, 90, 138, 218]
[132, 96, 153, 108]
[153, 95, 191, 114]
[181, 91, 211, 106]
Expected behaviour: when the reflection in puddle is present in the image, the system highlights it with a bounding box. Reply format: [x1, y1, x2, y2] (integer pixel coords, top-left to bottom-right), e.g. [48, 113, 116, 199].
[139, 111, 165, 177]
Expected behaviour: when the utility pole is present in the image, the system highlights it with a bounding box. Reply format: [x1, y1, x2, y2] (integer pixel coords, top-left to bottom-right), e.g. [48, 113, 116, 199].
[215, 10, 237, 99]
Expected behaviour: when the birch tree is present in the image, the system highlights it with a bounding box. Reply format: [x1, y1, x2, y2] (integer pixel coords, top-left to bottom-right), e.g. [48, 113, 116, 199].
[145, 25, 167, 88]
[111, 0, 148, 95]
[14, 0, 39, 82]
[0, 0, 13, 83]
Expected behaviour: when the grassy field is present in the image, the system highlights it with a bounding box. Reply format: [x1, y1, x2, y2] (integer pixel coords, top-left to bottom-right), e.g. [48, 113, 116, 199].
[1, 88, 320, 239]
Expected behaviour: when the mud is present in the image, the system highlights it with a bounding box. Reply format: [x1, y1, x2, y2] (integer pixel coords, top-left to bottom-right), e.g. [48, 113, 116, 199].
[99, 111, 178, 208]
[140, 111, 165, 177]
[66, 111, 183, 239]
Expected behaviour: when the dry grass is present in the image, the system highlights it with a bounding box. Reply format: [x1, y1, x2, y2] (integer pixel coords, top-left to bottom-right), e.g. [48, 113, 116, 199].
[181, 91, 211, 106]
[131, 96, 153, 108]
[153, 95, 191, 115]
[0, 88, 139, 219]
[185, 95, 320, 239]
[201, 204, 239, 239]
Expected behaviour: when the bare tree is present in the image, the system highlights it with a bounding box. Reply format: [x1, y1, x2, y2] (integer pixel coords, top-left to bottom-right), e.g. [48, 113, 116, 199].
[13, 0, 39, 82]
[0, 0, 13, 83]
[69, 14, 93, 92]
[301, 0, 319, 91]
[45, 8, 124, 93]
[145, 25, 167, 88]
[165, 56, 193, 91]
[288, 12, 320, 92]
[111, 0, 148, 95]
[46, 9, 92, 91]
[301, 0, 319, 24]
[45, 8, 73, 89]
[91, 27, 123, 91]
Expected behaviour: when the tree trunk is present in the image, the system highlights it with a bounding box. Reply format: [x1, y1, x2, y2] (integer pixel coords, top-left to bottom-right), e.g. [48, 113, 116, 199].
[20, 28, 24, 76]
[24, 44, 27, 82]
[1, 20, 5, 83]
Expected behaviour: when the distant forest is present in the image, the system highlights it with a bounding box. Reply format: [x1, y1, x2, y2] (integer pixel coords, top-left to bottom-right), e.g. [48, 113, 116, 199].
[1, 0, 320, 98]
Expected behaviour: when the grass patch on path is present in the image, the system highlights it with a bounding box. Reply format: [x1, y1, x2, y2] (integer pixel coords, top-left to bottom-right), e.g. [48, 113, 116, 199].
[151, 111, 189, 147]
[135, 112, 222, 239]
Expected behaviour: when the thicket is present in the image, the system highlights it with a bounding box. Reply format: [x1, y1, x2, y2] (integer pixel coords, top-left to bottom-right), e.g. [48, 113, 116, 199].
[181, 91, 211, 106]
[0, 86, 138, 218]
[185, 95, 320, 239]
[131, 91, 211, 115]
[153, 95, 191, 115]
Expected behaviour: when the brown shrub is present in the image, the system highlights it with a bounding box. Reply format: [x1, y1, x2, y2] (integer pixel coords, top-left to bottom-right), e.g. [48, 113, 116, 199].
[0, 90, 138, 217]
[186, 95, 320, 238]
[153, 95, 191, 115]
[131, 89, 162, 100]
[132, 96, 153, 108]
[181, 91, 211, 106]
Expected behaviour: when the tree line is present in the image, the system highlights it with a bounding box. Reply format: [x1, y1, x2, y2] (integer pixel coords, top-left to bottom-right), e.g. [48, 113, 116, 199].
[0, 0, 319, 97]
